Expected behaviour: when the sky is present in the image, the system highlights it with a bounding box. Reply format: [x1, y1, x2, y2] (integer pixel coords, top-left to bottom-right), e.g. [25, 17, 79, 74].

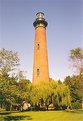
[0, 0, 83, 82]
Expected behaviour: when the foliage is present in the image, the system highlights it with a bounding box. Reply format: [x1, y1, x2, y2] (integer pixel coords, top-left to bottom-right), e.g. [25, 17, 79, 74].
[0, 48, 30, 110]
[64, 75, 83, 109]
[69, 47, 83, 75]
[0, 48, 20, 75]
[0, 74, 71, 111]
[72, 100, 81, 109]
[0, 74, 31, 110]
[0, 74, 19, 110]
[68, 47, 83, 109]
[30, 81, 71, 109]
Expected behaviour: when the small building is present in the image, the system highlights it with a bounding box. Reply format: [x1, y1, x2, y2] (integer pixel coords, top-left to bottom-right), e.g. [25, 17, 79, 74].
[21, 101, 31, 111]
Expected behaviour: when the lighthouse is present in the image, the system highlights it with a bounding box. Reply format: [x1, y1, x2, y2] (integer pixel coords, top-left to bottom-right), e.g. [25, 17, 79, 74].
[32, 12, 49, 84]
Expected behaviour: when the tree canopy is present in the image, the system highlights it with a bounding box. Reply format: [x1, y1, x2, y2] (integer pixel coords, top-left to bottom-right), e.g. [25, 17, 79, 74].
[0, 48, 20, 75]
[69, 47, 83, 75]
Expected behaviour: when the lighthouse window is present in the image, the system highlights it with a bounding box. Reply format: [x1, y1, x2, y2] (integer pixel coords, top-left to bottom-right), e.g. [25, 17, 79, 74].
[38, 44, 40, 49]
[37, 69, 39, 76]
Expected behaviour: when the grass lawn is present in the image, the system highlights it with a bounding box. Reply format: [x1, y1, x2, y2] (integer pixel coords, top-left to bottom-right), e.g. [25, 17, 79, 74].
[0, 110, 83, 121]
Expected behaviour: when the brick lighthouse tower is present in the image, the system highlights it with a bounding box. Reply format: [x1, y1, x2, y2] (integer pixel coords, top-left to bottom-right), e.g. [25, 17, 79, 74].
[32, 12, 49, 84]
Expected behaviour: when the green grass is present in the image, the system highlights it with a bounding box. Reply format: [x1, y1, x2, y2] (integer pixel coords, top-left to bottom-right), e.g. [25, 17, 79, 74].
[0, 110, 83, 121]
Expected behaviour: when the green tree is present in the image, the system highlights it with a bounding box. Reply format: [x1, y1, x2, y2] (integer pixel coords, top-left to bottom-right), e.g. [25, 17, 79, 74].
[64, 75, 82, 109]
[0, 49, 30, 110]
[0, 48, 20, 110]
[17, 79, 31, 101]
[69, 47, 83, 109]
[0, 48, 20, 75]
[0, 74, 19, 110]
[30, 81, 71, 110]
[69, 47, 83, 75]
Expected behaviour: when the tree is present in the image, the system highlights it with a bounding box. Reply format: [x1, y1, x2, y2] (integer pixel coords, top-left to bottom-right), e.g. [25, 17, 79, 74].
[0, 74, 19, 110]
[30, 81, 71, 110]
[69, 47, 83, 75]
[0, 48, 33, 111]
[0, 48, 20, 75]
[69, 47, 83, 109]
[64, 75, 82, 109]
[0, 48, 20, 110]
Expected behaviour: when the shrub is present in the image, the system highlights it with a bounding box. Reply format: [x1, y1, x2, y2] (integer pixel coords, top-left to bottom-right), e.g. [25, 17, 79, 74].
[72, 101, 81, 109]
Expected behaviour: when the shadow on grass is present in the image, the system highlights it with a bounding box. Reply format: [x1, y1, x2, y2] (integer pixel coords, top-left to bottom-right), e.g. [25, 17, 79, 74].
[0, 112, 11, 115]
[0, 111, 19, 115]
[3, 115, 32, 121]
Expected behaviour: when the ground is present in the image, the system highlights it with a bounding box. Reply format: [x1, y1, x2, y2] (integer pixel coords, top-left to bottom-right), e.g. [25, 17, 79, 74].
[0, 110, 83, 121]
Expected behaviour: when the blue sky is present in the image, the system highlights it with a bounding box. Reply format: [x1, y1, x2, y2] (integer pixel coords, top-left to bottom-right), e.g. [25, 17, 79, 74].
[0, 0, 82, 82]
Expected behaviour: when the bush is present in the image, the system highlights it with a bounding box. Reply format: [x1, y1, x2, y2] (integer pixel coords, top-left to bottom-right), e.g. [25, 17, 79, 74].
[72, 101, 81, 109]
